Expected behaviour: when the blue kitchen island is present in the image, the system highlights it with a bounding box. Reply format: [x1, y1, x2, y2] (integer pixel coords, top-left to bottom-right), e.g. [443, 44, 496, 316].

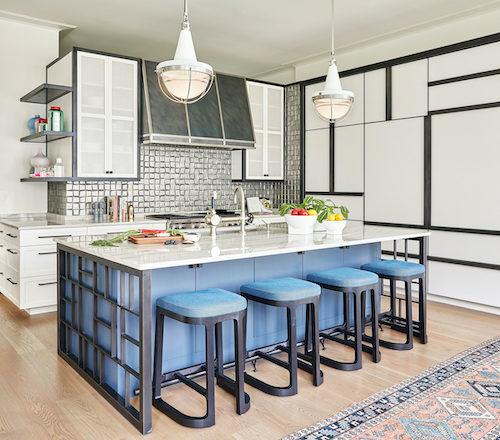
[56, 222, 430, 434]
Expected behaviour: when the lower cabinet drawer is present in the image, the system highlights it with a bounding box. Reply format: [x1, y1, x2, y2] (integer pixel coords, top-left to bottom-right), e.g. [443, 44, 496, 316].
[3, 225, 20, 248]
[21, 276, 57, 310]
[20, 227, 87, 247]
[20, 245, 57, 277]
[5, 245, 20, 270]
[3, 266, 20, 306]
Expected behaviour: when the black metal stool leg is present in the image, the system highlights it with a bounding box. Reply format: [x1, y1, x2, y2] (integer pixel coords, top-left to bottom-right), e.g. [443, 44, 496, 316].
[234, 314, 250, 414]
[215, 322, 224, 382]
[153, 309, 165, 399]
[370, 289, 381, 363]
[389, 279, 396, 318]
[418, 276, 428, 344]
[353, 292, 363, 367]
[361, 291, 367, 332]
[204, 323, 216, 427]
[310, 301, 323, 386]
[343, 292, 350, 341]
[404, 282, 414, 348]
[286, 306, 298, 395]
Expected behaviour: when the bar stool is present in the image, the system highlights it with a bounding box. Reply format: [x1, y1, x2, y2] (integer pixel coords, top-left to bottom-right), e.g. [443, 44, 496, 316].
[306, 267, 381, 371]
[153, 288, 250, 429]
[240, 277, 323, 397]
[361, 260, 425, 351]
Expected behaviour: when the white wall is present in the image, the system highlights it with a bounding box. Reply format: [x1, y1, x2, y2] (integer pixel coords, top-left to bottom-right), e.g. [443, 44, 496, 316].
[257, 6, 500, 83]
[0, 17, 60, 214]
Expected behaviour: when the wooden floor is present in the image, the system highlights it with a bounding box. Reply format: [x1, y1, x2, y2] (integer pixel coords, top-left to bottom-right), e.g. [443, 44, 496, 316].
[0, 296, 498, 440]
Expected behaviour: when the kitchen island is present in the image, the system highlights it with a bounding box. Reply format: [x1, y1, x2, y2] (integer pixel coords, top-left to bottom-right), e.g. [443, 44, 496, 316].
[56, 222, 430, 434]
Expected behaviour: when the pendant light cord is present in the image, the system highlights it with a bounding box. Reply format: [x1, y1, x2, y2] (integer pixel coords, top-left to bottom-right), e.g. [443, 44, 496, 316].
[330, 0, 336, 63]
[182, 0, 190, 29]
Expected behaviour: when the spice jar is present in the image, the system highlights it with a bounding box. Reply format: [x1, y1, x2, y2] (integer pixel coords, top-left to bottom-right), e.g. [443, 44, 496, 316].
[48, 106, 64, 132]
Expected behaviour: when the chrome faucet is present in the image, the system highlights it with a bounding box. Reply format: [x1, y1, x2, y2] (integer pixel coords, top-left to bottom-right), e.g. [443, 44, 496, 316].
[233, 186, 246, 234]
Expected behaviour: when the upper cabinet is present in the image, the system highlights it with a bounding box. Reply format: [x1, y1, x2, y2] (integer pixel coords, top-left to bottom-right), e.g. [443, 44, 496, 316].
[231, 81, 284, 181]
[364, 69, 386, 123]
[335, 73, 364, 127]
[77, 51, 138, 178]
[25, 48, 141, 181]
[391, 59, 428, 119]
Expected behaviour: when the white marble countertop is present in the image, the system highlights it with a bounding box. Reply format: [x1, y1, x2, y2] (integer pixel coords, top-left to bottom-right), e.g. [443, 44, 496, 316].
[56, 221, 430, 271]
[0, 213, 168, 230]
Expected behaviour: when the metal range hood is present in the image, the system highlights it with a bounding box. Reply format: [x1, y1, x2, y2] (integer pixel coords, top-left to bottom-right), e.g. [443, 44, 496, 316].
[142, 60, 255, 149]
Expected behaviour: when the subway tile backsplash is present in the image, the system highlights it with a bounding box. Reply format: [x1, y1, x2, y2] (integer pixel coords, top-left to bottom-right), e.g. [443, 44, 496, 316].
[47, 84, 301, 216]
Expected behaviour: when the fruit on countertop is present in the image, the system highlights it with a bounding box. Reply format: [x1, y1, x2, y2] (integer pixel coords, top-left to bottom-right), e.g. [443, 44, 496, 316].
[307, 209, 318, 216]
[280, 196, 349, 222]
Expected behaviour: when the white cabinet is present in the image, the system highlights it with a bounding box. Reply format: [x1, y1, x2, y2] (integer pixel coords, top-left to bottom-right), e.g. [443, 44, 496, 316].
[334, 125, 364, 193]
[335, 73, 364, 127]
[392, 59, 428, 119]
[77, 51, 138, 178]
[237, 81, 284, 180]
[365, 118, 425, 225]
[431, 107, 500, 231]
[365, 69, 386, 123]
[305, 128, 331, 193]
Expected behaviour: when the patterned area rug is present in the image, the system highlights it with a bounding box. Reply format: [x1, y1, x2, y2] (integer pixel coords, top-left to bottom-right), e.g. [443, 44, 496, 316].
[285, 336, 500, 440]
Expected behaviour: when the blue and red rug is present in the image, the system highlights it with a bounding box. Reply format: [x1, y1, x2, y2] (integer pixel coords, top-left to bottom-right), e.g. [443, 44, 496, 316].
[285, 337, 500, 439]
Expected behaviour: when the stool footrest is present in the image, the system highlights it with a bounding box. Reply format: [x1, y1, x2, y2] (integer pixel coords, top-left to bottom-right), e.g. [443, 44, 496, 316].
[216, 373, 251, 407]
[153, 397, 214, 429]
[321, 332, 376, 356]
[256, 350, 289, 370]
[174, 372, 207, 397]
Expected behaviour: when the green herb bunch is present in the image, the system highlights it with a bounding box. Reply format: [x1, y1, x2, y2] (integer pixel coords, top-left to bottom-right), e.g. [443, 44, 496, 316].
[91, 230, 141, 247]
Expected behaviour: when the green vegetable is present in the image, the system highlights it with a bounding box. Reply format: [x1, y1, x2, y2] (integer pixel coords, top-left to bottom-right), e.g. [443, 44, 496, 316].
[91, 230, 140, 247]
[166, 229, 184, 237]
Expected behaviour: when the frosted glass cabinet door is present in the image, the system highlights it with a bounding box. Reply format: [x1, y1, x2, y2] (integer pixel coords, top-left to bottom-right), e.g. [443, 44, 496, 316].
[334, 125, 364, 192]
[246, 132, 264, 178]
[80, 53, 105, 115]
[335, 73, 364, 127]
[77, 51, 138, 178]
[110, 58, 138, 177]
[79, 117, 106, 176]
[365, 69, 386, 123]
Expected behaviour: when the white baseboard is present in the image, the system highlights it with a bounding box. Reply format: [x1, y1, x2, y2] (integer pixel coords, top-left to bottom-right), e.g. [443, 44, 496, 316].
[383, 286, 500, 316]
[427, 293, 500, 316]
[26, 305, 57, 315]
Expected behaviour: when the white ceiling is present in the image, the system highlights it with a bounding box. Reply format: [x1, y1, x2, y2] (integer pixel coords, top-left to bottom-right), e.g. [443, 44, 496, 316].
[2, 0, 500, 77]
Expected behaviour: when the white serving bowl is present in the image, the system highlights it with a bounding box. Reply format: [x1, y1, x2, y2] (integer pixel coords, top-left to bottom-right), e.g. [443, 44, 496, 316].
[183, 232, 201, 242]
[284, 214, 317, 235]
[323, 220, 347, 235]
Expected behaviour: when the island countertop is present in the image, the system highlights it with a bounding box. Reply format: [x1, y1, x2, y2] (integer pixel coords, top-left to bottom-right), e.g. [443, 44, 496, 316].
[56, 221, 430, 271]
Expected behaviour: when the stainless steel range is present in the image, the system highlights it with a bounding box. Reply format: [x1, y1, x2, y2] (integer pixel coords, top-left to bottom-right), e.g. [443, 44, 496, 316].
[146, 210, 252, 230]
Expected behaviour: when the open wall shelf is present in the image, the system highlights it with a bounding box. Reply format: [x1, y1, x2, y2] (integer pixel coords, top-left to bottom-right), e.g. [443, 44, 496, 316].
[20, 177, 74, 182]
[20, 131, 74, 143]
[20, 83, 73, 104]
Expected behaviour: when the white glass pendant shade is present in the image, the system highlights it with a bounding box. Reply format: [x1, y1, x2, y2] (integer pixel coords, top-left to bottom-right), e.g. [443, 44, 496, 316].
[156, 2, 214, 104]
[313, 63, 354, 122]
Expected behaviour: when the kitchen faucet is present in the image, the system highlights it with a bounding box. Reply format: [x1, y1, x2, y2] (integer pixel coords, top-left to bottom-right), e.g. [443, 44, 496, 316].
[233, 186, 246, 234]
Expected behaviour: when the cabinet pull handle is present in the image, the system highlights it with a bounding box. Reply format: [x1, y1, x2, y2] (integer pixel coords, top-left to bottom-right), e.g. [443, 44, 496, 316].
[38, 251, 57, 256]
[6, 278, 18, 285]
[6, 249, 18, 255]
[6, 233, 17, 238]
[37, 234, 71, 239]
[38, 282, 57, 286]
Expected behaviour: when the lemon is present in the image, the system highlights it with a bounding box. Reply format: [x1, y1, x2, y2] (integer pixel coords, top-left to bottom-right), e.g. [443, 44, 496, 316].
[335, 213, 344, 221]
[307, 209, 317, 216]
[327, 213, 336, 221]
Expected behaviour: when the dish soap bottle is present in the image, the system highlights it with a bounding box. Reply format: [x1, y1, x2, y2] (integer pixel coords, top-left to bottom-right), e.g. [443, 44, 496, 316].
[53, 157, 65, 177]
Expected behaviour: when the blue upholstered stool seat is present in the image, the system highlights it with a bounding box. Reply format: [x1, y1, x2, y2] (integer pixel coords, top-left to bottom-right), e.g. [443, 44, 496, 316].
[361, 260, 425, 278]
[157, 288, 247, 319]
[307, 267, 378, 288]
[240, 277, 320, 302]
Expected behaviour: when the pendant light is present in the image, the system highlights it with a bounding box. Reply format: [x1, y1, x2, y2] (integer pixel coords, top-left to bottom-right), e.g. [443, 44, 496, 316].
[156, 0, 214, 104]
[312, 0, 354, 122]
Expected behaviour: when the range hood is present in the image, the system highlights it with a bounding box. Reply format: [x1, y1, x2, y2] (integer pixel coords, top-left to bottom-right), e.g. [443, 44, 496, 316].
[142, 60, 255, 149]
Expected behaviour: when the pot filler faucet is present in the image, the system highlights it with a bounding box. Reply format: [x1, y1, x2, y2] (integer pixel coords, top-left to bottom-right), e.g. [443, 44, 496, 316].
[233, 186, 246, 234]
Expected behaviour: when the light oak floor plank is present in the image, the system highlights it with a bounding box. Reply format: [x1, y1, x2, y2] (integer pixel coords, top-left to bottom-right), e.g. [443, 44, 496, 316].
[0, 294, 498, 440]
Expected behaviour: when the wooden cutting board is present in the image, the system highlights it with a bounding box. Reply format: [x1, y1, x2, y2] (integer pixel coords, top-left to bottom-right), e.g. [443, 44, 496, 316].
[128, 234, 184, 245]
